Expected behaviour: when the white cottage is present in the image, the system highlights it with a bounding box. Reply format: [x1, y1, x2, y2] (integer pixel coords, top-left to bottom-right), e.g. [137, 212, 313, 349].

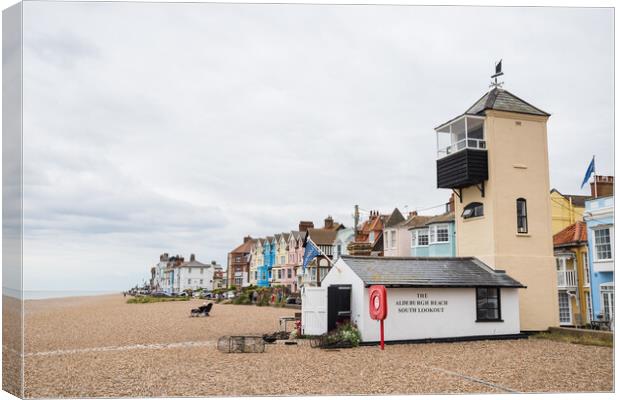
[302, 255, 525, 343]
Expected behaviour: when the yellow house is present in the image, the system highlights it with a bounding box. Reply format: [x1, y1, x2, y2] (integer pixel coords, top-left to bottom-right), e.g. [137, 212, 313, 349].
[550, 189, 587, 235]
[553, 221, 591, 327]
[435, 84, 559, 331]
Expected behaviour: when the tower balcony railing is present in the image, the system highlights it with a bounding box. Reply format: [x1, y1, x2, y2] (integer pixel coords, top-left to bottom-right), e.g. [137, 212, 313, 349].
[557, 269, 578, 288]
[437, 138, 487, 159]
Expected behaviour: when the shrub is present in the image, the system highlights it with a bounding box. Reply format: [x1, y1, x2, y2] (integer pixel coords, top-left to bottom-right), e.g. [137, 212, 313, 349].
[233, 292, 251, 305]
[126, 296, 190, 304]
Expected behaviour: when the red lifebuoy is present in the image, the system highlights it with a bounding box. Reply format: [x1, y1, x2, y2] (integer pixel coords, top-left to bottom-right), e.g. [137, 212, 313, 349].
[368, 285, 387, 320]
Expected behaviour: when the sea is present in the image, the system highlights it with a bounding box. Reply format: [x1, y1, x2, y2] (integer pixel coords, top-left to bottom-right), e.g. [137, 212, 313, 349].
[4, 288, 121, 300]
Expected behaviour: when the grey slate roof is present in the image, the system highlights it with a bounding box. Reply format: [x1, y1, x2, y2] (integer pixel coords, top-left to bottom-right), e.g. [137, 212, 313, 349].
[425, 212, 455, 225]
[340, 255, 525, 288]
[466, 88, 549, 117]
[385, 208, 406, 228]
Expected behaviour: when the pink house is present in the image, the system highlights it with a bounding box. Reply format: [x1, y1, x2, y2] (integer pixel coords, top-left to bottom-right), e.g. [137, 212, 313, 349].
[282, 230, 306, 293]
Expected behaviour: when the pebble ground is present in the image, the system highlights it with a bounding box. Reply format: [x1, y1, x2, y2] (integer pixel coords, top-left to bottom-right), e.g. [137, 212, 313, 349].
[13, 294, 614, 397]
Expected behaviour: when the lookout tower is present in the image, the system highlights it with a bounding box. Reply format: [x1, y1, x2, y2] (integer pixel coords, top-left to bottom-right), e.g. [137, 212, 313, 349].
[434, 63, 559, 331]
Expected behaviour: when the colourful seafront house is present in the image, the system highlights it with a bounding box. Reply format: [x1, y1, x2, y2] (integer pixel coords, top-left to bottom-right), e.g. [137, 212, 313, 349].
[249, 238, 263, 286]
[550, 189, 587, 235]
[257, 236, 274, 287]
[553, 221, 591, 326]
[584, 176, 615, 323]
[434, 64, 559, 331]
[410, 211, 456, 257]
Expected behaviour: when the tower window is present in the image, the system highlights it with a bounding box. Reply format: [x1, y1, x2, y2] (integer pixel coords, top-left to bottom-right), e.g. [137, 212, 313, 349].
[462, 202, 483, 219]
[516, 198, 528, 233]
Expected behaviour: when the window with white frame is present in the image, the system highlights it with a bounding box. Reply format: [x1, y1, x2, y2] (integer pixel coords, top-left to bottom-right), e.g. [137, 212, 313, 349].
[390, 230, 397, 249]
[601, 283, 614, 321]
[413, 229, 429, 247]
[582, 252, 590, 287]
[593, 227, 613, 261]
[430, 224, 450, 243]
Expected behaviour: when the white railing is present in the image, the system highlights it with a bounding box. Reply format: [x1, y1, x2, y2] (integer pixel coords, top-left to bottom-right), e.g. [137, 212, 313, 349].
[557, 270, 578, 288]
[437, 138, 486, 159]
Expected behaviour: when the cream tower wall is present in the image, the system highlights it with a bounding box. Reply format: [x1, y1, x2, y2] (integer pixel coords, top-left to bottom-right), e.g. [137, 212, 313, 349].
[455, 110, 559, 331]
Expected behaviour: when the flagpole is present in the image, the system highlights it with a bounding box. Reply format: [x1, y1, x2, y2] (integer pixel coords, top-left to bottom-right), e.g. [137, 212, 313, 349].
[593, 155, 597, 198]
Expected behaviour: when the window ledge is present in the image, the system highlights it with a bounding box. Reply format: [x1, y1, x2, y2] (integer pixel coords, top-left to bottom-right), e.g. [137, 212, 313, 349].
[476, 319, 504, 323]
[516, 233, 530, 237]
[463, 216, 484, 222]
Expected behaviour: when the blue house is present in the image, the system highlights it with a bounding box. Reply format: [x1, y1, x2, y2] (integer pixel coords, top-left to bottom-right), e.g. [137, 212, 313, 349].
[409, 212, 456, 257]
[584, 195, 614, 323]
[257, 235, 274, 287]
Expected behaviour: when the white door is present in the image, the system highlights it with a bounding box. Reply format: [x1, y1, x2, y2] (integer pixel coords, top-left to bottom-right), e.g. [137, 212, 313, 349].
[301, 287, 327, 335]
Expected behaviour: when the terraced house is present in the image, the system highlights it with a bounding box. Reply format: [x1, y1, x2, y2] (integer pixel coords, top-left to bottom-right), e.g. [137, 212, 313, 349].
[410, 211, 456, 257]
[553, 221, 591, 326]
[584, 188, 614, 324]
[227, 236, 254, 288]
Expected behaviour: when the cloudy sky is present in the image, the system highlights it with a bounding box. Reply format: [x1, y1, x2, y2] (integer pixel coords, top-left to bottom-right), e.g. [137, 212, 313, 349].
[19, 2, 613, 291]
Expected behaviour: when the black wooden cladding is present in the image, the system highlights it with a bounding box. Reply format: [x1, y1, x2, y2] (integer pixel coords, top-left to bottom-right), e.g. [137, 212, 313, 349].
[327, 285, 352, 332]
[436, 149, 488, 189]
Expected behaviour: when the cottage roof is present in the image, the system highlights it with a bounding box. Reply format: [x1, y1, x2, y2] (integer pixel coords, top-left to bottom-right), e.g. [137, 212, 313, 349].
[179, 260, 211, 268]
[306, 228, 338, 245]
[425, 212, 455, 225]
[339, 255, 525, 288]
[281, 232, 290, 241]
[385, 208, 406, 228]
[403, 215, 434, 229]
[553, 221, 588, 248]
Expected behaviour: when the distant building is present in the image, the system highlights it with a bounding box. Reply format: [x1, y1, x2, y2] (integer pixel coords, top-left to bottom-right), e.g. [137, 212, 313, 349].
[584, 191, 614, 323]
[249, 239, 263, 286]
[550, 189, 587, 235]
[382, 208, 406, 257]
[301, 216, 343, 287]
[227, 236, 254, 289]
[553, 221, 591, 326]
[165, 254, 215, 293]
[410, 212, 456, 257]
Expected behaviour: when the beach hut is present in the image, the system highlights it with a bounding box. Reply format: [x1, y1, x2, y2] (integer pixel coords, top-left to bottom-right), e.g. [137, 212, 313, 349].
[301, 255, 526, 343]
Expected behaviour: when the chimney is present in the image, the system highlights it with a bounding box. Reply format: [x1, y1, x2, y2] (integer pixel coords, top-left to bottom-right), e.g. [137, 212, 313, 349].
[447, 194, 455, 213]
[190, 254, 195, 262]
[324, 216, 334, 229]
[211, 261, 217, 266]
[299, 221, 314, 232]
[408, 211, 418, 218]
[243, 235, 252, 243]
[591, 175, 614, 198]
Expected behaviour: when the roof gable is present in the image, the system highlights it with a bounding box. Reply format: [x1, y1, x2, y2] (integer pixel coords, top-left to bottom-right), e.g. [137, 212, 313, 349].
[385, 208, 406, 228]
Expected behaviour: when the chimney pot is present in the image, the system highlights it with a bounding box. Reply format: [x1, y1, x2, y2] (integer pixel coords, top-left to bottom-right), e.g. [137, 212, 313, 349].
[190, 254, 195, 262]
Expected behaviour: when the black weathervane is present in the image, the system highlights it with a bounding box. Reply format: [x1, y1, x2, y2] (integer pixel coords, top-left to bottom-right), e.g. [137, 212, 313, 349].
[490, 59, 504, 89]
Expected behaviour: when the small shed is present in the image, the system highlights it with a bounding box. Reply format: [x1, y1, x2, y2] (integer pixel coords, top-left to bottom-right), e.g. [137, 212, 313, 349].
[302, 255, 526, 343]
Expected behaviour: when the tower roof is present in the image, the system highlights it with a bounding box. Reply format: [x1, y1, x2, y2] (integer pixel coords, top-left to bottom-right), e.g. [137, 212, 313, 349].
[466, 88, 549, 117]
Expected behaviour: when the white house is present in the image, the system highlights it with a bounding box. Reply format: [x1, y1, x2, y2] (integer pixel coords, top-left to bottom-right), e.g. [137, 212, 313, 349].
[165, 254, 215, 293]
[302, 255, 525, 343]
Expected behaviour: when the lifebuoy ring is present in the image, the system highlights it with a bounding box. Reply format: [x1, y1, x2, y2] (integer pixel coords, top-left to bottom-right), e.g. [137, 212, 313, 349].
[368, 285, 387, 320]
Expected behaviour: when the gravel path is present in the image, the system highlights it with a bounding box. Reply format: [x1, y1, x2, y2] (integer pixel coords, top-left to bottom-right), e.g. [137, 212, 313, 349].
[17, 294, 614, 397]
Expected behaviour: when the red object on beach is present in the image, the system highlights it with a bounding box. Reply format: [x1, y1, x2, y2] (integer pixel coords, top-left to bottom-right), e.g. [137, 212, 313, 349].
[368, 285, 387, 350]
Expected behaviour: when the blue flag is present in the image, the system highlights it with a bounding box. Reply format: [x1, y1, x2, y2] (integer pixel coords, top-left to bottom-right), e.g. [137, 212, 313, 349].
[580, 157, 595, 189]
[302, 239, 321, 272]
